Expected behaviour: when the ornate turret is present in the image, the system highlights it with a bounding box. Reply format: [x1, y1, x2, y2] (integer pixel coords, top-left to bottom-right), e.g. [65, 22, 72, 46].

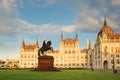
[22, 39, 25, 48]
[97, 17, 114, 37]
[86, 37, 92, 49]
[36, 39, 39, 48]
[104, 17, 107, 26]
[88, 40, 92, 49]
[61, 32, 63, 40]
[86, 37, 89, 49]
[75, 32, 78, 41]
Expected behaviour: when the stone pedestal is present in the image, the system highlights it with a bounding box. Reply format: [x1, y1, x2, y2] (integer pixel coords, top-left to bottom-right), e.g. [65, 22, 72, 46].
[36, 56, 58, 71]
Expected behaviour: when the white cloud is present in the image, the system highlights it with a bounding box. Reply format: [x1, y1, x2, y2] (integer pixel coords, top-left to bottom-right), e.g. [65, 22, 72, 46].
[2, 0, 17, 10]
[75, 6, 101, 32]
[1, 0, 120, 60]
[111, 0, 120, 6]
[0, 0, 18, 17]
[75, 17, 100, 32]
[30, 0, 56, 8]
[62, 25, 75, 33]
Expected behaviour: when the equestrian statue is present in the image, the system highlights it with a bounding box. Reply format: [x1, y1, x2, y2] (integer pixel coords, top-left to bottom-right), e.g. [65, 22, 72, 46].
[38, 40, 53, 57]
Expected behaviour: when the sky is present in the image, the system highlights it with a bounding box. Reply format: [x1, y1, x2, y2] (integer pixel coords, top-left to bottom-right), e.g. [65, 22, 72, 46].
[0, 0, 120, 60]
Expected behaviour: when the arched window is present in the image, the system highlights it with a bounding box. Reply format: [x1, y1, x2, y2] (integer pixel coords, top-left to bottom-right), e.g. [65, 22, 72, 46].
[116, 47, 118, 52]
[32, 54, 34, 58]
[104, 46, 107, 53]
[72, 51, 75, 53]
[21, 54, 23, 58]
[69, 50, 71, 53]
[31, 63, 33, 65]
[35, 55, 37, 58]
[25, 55, 26, 58]
[24, 63, 26, 65]
[111, 47, 113, 53]
[65, 51, 67, 53]
[28, 63, 30, 65]
[118, 47, 120, 52]
[28, 54, 30, 58]
[85, 55, 88, 59]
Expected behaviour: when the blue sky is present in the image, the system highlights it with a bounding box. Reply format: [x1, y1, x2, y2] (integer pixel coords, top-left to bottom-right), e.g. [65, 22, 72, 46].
[0, 0, 120, 60]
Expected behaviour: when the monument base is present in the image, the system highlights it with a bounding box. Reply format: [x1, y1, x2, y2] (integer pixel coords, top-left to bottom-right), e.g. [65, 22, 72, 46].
[35, 56, 59, 71]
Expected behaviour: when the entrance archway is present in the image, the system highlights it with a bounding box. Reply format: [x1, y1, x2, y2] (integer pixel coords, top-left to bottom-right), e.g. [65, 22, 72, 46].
[103, 60, 108, 69]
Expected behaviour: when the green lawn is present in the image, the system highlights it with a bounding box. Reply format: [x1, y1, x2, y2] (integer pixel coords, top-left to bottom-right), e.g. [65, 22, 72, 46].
[0, 69, 119, 80]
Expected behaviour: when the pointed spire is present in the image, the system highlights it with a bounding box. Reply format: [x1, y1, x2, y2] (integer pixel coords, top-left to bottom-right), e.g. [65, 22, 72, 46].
[88, 40, 92, 49]
[22, 39, 25, 48]
[36, 39, 39, 48]
[75, 32, 78, 41]
[104, 16, 107, 26]
[86, 36, 89, 49]
[36, 39, 38, 45]
[61, 32, 63, 40]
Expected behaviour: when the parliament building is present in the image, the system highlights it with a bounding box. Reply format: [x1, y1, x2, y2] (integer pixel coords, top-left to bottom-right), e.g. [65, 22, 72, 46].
[19, 17, 120, 70]
[87, 18, 120, 70]
[19, 33, 90, 68]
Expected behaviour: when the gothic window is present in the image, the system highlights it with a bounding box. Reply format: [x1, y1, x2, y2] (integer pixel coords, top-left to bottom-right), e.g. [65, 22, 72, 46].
[32, 54, 34, 58]
[56, 64, 58, 66]
[24, 63, 26, 65]
[118, 47, 120, 52]
[69, 51, 71, 53]
[72, 51, 75, 53]
[28, 63, 30, 65]
[85, 55, 88, 59]
[25, 55, 26, 58]
[31, 63, 33, 65]
[21, 54, 23, 58]
[65, 64, 67, 66]
[111, 47, 113, 53]
[35, 63, 37, 65]
[116, 55, 119, 57]
[35, 55, 37, 58]
[111, 59, 113, 64]
[81, 56, 84, 59]
[72, 64, 75, 66]
[116, 60, 119, 64]
[81, 63, 84, 66]
[104, 46, 107, 53]
[90, 55, 91, 58]
[69, 64, 71, 66]
[116, 47, 118, 52]
[65, 51, 67, 53]
[28, 54, 30, 58]
[111, 54, 113, 57]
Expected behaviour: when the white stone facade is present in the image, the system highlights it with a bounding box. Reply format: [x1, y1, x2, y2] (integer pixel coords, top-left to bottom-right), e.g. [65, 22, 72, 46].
[88, 18, 120, 70]
[19, 40, 38, 68]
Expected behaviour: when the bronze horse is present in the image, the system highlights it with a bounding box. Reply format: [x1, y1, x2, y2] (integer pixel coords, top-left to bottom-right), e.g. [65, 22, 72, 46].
[38, 40, 53, 57]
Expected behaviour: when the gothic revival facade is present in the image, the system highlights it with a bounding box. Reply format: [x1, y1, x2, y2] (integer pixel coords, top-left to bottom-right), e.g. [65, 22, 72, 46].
[19, 33, 89, 68]
[88, 18, 120, 70]
[19, 40, 39, 68]
[46, 33, 88, 68]
[19, 17, 120, 69]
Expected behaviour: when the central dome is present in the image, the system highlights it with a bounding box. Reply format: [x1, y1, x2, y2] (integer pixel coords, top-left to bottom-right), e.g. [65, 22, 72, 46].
[98, 17, 114, 37]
